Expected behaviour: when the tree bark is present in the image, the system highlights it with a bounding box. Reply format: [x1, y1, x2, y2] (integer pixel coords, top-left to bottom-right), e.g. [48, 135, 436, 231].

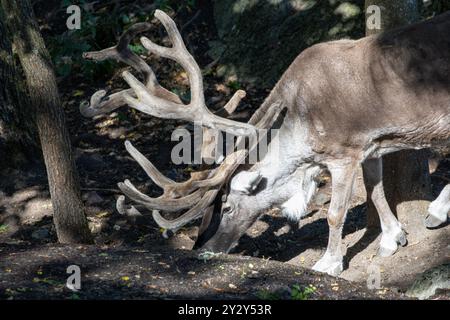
[0, 11, 37, 168]
[1, 0, 92, 243]
[364, 0, 432, 229]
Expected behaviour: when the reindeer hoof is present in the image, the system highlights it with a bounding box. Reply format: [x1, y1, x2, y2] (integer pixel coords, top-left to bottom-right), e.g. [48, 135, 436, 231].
[312, 255, 343, 276]
[424, 214, 447, 229]
[398, 231, 408, 247]
[425, 199, 449, 229]
[377, 246, 397, 257]
[378, 228, 407, 257]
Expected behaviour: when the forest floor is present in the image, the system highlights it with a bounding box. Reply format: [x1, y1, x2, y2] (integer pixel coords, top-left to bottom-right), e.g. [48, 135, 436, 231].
[0, 243, 402, 300]
[0, 0, 449, 300]
[0, 156, 448, 300]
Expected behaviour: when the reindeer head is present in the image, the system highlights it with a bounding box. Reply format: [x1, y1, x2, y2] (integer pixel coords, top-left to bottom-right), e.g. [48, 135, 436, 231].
[196, 163, 321, 253]
[192, 171, 264, 252]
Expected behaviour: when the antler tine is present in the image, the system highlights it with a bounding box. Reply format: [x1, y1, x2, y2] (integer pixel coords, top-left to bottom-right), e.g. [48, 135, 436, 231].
[139, 10, 204, 106]
[124, 140, 212, 197]
[84, 23, 157, 87]
[202, 89, 247, 162]
[193, 150, 246, 188]
[81, 22, 181, 118]
[116, 195, 143, 218]
[221, 89, 247, 116]
[193, 102, 284, 189]
[121, 10, 256, 136]
[151, 189, 219, 230]
[118, 179, 205, 212]
[80, 89, 133, 117]
[124, 140, 174, 189]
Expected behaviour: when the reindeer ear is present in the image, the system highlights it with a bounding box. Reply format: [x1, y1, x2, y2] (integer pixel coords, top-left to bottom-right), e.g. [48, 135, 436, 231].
[230, 171, 263, 195]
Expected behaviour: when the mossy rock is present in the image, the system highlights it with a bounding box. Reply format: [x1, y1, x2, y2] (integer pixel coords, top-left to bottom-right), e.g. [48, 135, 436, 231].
[211, 0, 450, 87]
[406, 264, 450, 300]
[212, 0, 366, 87]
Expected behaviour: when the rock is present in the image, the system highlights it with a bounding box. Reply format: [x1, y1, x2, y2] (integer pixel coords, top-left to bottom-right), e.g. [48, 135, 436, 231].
[274, 224, 291, 237]
[22, 199, 53, 225]
[31, 228, 50, 240]
[88, 221, 103, 234]
[107, 127, 127, 139]
[406, 264, 450, 300]
[168, 233, 195, 250]
[83, 191, 104, 205]
[213, 0, 365, 86]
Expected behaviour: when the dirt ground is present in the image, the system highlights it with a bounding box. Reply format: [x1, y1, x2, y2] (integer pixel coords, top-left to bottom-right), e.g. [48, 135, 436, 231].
[0, 242, 406, 300]
[0, 140, 448, 299]
[236, 167, 449, 291]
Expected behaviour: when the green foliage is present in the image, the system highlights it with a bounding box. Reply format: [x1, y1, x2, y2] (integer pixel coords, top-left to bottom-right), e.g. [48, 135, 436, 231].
[0, 224, 8, 233]
[48, 0, 199, 81]
[256, 289, 281, 300]
[128, 43, 146, 56]
[49, 1, 116, 79]
[227, 80, 242, 90]
[155, 0, 197, 12]
[256, 284, 317, 300]
[69, 293, 81, 300]
[422, 0, 450, 18]
[290, 284, 317, 300]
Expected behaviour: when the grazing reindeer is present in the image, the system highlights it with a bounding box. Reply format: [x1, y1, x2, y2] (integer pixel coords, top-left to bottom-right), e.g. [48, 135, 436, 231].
[81, 10, 449, 276]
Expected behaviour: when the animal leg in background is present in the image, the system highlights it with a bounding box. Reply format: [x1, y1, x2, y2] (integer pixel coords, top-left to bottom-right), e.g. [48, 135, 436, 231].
[362, 158, 407, 257]
[312, 160, 358, 276]
[425, 184, 450, 228]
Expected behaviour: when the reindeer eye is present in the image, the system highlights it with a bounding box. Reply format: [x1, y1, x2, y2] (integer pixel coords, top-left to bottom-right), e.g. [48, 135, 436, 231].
[222, 203, 234, 215]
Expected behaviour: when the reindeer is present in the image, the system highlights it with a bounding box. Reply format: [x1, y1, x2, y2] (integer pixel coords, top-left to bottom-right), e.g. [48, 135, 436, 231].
[81, 10, 450, 276]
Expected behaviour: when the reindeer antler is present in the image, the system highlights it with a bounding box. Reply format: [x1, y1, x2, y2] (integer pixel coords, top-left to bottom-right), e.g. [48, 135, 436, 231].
[82, 10, 285, 232]
[81, 22, 181, 117]
[123, 100, 284, 231]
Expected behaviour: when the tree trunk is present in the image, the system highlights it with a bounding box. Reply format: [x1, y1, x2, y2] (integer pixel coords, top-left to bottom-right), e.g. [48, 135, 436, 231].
[364, 0, 432, 230]
[0, 11, 37, 168]
[1, 0, 92, 243]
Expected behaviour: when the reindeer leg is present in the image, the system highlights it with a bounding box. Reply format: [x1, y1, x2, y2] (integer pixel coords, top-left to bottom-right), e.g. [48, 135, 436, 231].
[312, 161, 357, 276]
[425, 184, 450, 229]
[363, 158, 407, 257]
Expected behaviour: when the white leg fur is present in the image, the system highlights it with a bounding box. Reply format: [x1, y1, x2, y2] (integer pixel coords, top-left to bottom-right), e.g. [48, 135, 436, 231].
[378, 220, 407, 257]
[313, 161, 357, 277]
[426, 184, 450, 228]
[363, 158, 407, 257]
[312, 250, 343, 276]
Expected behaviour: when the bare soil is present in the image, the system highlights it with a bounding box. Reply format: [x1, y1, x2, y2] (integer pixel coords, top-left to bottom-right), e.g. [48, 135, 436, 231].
[0, 242, 406, 300]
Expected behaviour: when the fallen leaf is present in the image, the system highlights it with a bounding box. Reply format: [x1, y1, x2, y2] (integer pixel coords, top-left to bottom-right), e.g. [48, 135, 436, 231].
[96, 211, 110, 218]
